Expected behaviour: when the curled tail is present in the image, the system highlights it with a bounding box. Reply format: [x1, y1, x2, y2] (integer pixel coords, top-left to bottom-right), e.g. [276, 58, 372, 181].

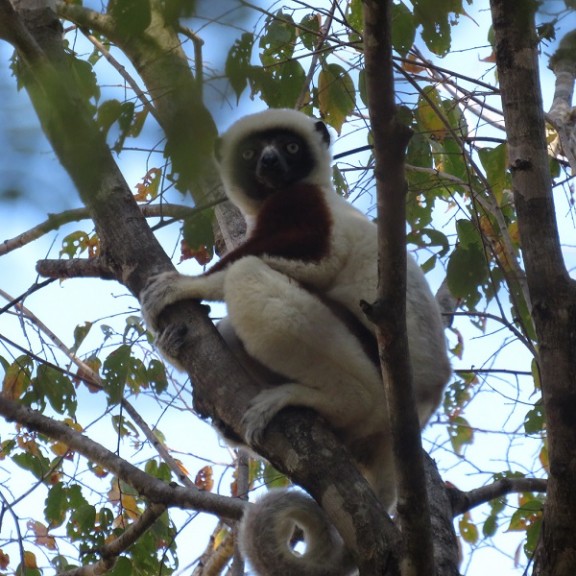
[239, 489, 356, 576]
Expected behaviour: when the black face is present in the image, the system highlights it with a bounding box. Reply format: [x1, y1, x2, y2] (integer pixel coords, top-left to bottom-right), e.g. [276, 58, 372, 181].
[230, 128, 317, 200]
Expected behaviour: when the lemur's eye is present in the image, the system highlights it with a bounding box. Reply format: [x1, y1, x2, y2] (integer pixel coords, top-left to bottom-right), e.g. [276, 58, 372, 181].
[286, 142, 300, 154]
[242, 149, 255, 161]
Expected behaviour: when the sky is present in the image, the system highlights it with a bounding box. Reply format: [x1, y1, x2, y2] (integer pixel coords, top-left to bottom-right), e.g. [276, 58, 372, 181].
[0, 1, 575, 574]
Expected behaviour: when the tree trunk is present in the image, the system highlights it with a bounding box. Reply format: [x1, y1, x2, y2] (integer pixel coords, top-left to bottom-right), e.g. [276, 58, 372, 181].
[489, 2, 576, 574]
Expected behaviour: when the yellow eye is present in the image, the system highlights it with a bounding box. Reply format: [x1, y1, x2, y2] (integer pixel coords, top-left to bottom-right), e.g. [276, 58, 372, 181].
[242, 149, 255, 161]
[286, 142, 300, 154]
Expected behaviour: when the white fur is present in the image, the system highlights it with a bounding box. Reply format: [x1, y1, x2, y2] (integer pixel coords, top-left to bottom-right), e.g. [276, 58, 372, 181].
[216, 108, 333, 218]
[140, 109, 451, 576]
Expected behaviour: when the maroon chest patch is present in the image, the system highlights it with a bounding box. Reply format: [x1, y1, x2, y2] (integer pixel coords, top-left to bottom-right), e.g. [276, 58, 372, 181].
[208, 183, 332, 274]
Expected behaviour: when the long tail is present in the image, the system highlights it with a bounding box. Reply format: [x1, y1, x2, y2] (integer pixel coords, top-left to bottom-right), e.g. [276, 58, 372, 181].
[239, 489, 356, 576]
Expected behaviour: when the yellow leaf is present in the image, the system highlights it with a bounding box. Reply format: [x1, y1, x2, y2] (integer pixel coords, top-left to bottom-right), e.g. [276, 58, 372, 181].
[539, 444, 549, 471]
[459, 513, 479, 544]
[63, 418, 83, 432]
[121, 494, 140, 520]
[23, 551, 38, 569]
[195, 465, 214, 492]
[134, 168, 162, 202]
[175, 459, 190, 477]
[51, 441, 71, 458]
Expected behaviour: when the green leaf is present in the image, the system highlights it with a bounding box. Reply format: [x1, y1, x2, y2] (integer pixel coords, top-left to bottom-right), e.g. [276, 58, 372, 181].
[225, 33, 254, 101]
[13, 452, 51, 480]
[109, 0, 151, 36]
[259, 11, 297, 65]
[263, 462, 290, 489]
[123, 315, 146, 344]
[459, 514, 479, 543]
[69, 504, 96, 538]
[112, 414, 139, 437]
[525, 512, 543, 555]
[147, 359, 168, 395]
[478, 144, 510, 204]
[447, 242, 488, 306]
[345, 0, 363, 43]
[407, 130, 433, 169]
[98, 507, 115, 531]
[440, 137, 467, 181]
[413, 0, 465, 56]
[483, 514, 498, 537]
[2, 355, 34, 400]
[318, 63, 355, 133]
[448, 415, 474, 454]
[531, 358, 541, 390]
[145, 459, 173, 482]
[45, 482, 67, 528]
[357, 69, 368, 107]
[299, 13, 321, 51]
[407, 227, 449, 256]
[97, 99, 123, 138]
[72, 322, 93, 354]
[102, 345, 132, 404]
[524, 403, 545, 435]
[456, 219, 481, 248]
[60, 231, 90, 259]
[249, 59, 307, 109]
[34, 365, 77, 416]
[441, 99, 468, 138]
[67, 55, 100, 103]
[484, 495, 507, 539]
[182, 208, 215, 254]
[67, 484, 89, 510]
[109, 556, 133, 576]
[392, 2, 416, 56]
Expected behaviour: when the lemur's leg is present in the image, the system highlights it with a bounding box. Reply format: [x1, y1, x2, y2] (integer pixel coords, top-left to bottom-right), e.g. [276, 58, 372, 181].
[223, 256, 386, 446]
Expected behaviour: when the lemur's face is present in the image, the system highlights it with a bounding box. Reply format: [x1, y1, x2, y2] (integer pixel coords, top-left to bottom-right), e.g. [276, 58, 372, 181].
[230, 129, 315, 200]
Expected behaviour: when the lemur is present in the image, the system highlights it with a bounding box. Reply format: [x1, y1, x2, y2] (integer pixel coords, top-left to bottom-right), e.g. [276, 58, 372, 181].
[140, 109, 451, 576]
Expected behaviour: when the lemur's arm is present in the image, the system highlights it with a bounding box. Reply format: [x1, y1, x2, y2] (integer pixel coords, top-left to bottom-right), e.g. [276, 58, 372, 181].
[140, 269, 227, 332]
[141, 183, 334, 332]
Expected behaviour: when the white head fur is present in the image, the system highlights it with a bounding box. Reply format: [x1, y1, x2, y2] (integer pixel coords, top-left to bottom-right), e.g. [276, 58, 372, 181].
[215, 109, 333, 218]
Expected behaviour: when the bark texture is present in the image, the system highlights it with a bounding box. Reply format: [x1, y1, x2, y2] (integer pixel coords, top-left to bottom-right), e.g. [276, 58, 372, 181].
[489, 2, 576, 575]
[363, 1, 435, 574]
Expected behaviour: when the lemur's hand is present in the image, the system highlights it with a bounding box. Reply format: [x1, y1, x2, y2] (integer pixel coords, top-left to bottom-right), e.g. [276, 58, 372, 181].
[140, 271, 187, 333]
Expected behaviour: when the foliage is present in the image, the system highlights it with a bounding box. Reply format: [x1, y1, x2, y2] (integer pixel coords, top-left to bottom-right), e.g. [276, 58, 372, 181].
[0, 0, 574, 574]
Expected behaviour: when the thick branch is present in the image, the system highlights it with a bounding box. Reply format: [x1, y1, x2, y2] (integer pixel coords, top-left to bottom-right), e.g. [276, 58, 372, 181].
[489, 2, 576, 575]
[36, 257, 116, 280]
[0, 395, 244, 519]
[363, 1, 434, 575]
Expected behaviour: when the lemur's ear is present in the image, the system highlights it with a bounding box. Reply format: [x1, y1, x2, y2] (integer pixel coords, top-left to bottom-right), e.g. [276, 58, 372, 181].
[314, 121, 331, 147]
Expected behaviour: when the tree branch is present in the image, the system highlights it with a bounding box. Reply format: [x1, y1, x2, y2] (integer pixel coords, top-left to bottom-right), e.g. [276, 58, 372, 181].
[362, 1, 436, 574]
[450, 477, 547, 517]
[489, 2, 576, 575]
[0, 203, 219, 257]
[36, 257, 116, 279]
[58, 503, 167, 576]
[0, 394, 244, 519]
